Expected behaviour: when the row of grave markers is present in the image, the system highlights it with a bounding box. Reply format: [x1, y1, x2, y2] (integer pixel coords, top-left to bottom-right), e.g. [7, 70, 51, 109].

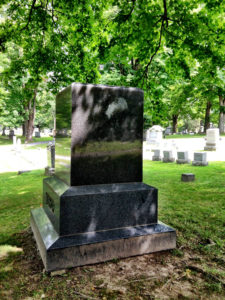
[152, 150, 208, 166]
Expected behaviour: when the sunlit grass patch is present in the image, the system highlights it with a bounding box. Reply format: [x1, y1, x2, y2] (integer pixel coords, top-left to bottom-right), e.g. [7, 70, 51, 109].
[0, 245, 23, 260]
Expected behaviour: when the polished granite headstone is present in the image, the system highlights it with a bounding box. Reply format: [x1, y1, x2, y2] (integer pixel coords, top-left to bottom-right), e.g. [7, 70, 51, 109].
[31, 83, 176, 272]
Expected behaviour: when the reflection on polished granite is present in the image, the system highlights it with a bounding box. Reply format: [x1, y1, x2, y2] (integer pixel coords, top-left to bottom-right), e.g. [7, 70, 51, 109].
[55, 83, 143, 186]
[55, 85, 71, 186]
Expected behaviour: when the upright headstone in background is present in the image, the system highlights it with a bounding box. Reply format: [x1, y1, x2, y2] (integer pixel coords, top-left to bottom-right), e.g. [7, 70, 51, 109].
[146, 125, 164, 146]
[16, 138, 22, 152]
[31, 83, 176, 272]
[204, 128, 220, 151]
[163, 150, 175, 163]
[35, 131, 41, 138]
[13, 136, 17, 148]
[45, 141, 55, 176]
[176, 151, 190, 164]
[192, 152, 208, 166]
[152, 149, 162, 161]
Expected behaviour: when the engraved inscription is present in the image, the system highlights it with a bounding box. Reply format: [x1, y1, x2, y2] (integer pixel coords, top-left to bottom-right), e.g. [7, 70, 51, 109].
[46, 193, 55, 213]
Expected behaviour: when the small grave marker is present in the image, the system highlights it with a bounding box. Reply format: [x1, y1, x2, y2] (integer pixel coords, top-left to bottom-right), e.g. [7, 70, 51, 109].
[192, 152, 208, 166]
[181, 173, 195, 182]
[152, 149, 161, 161]
[176, 151, 190, 164]
[163, 150, 175, 163]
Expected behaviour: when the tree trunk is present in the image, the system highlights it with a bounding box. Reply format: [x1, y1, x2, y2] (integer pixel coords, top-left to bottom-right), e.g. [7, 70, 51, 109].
[219, 95, 225, 134]
[25, 89, 37, 143]
[204, 101, 212, 133]
[172, 114, 178, 134]
[2, 126, 6, 136]
[22, 123, 26, 136]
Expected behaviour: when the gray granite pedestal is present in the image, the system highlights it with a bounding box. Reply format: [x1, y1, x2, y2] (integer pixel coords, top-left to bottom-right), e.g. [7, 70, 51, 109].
[31, 177, 176, 272]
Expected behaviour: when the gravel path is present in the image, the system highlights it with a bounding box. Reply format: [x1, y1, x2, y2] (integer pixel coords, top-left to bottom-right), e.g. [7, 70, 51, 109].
[0, 145, 47, 173]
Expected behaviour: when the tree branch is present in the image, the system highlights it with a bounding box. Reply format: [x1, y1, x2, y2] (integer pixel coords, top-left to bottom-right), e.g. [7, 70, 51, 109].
[124, 0, 136, 21]
[20, 0, 37, 31]
[140, 0, 171, 84]
[163, 0, 168, 27]
[142, 19, 164, 82]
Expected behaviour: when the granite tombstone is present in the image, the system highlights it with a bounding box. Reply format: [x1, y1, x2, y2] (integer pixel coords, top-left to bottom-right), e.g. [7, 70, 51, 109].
[192, 152, 208, 166]
[163, 150, 175, 163]
[176, 151, 190, 164]
[152, 149, 162, 161]
[31, 83, 176, 272]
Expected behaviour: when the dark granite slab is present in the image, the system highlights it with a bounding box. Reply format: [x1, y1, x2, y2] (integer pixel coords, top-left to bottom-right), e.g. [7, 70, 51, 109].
[31, 207, 175, 250]
[43, 177, 158, 236]
[31, 207, 176, 271]
[60, 183, 157, 236]
[55, 83, 143, 186]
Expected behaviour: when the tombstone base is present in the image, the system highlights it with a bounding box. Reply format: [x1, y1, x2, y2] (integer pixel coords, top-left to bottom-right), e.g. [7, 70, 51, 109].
[204, 145, 217, 151]
[31, 208, 176, 272]
[176, 159, 191, 164]
[163, 158, 175, 163]
[192, 161, 208, 166]
[152, 156, 162, 161]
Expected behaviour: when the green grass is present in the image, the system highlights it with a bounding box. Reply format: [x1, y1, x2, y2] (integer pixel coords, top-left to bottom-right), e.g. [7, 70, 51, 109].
[0, 136, 13, 145]
[0, 135, 53, 146]
[165, 133, 206, 139]
[0, 170, 45, 245]
[144, 161, 225, 258]
[0, 162, 224, 258]
[0, 162, 225, 298]
[165, 133, 225, 139]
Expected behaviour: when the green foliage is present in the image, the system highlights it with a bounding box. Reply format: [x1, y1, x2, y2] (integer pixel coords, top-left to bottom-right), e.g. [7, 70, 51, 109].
[0, 0, 225, 130]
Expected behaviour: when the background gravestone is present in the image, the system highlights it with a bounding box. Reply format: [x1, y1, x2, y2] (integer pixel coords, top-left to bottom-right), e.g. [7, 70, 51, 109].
[152, 149, 161, 161]
[204, 128, 220, 151]
[176, 151, 190, 164]
[163, 150, 175, 163]
[192, 152, 208, 166]
[31, 83, 176, 272]
[146, 125, 164, 146]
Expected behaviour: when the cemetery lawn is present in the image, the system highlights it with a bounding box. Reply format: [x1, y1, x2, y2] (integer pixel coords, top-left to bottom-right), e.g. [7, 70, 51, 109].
[0, 162, 225, 299]
[165, 133, 225, 139]
[0, 136, 53, 146]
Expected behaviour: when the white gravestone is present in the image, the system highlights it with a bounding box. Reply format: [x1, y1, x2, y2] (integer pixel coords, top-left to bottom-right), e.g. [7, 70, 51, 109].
[176, 151, 190, 164]
[146, 125, 164, 146]
[13, 136, 17, 148]
[163, 150, 175, 163]
[192, 152, 208, 166]
[16, 138, 22, 152]
[204, 128, 220, 151]
[152, 149, 161, 161]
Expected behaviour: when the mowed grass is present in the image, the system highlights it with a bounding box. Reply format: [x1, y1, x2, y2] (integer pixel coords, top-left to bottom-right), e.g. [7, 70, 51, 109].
[165, 133, 225, 139]
[0, 162, 225, 299]
[0, 170, 44, 245]
[144, 161, 225, 259]
[0, 135, 53, 146]
[0, 162, 224, 258]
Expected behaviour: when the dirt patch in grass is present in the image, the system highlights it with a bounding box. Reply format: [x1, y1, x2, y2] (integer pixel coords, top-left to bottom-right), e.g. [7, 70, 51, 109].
[0, 229, 224, 300]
